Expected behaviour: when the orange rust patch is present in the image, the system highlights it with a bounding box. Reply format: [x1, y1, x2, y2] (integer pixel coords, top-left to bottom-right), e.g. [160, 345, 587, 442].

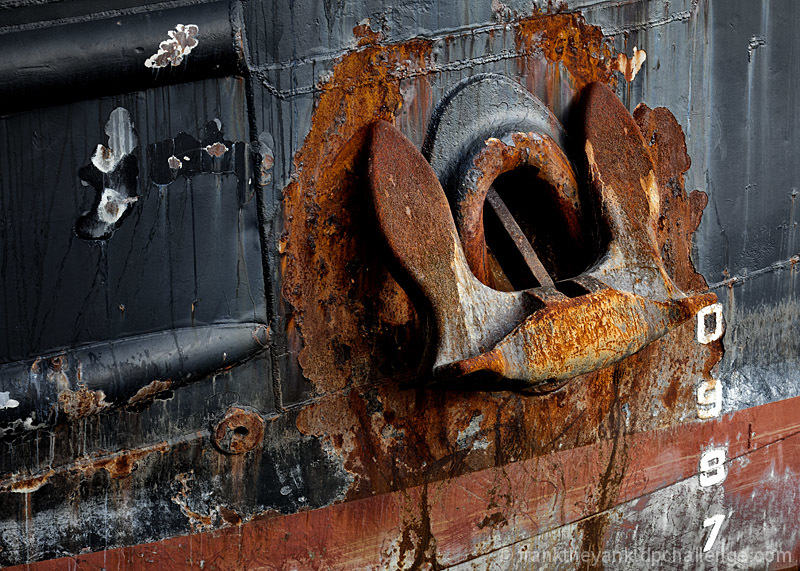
[466, 133, 585, 286]
[213, 407, 265, 455]
[1, 441, 170, 493]
[127, 379, 172, 406]
[613, 47, 647, 82]
[9, 469, 55, 493]
[634, 104, 709, 293]
[284, 14, 719, 525]
[281, 38, 432, 393]
[515, 13, 615, 90]
[80, 443, 169, 479]
[58, 385, 110, 419]
[352, 20, 383, 47]
[219, 505, 243, 526]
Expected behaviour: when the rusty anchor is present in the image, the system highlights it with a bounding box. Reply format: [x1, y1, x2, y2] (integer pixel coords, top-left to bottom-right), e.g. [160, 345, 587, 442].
[368, 81, 716, 387]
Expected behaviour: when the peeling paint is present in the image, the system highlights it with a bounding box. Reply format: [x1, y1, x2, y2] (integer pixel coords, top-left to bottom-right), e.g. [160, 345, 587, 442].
[171, 471, 215, 531]
[204, 142, 228, 157]
[697, 303, 724, 344]
[90, 108, 137, 173]
[96, 187, 138, 224]
[256, 132, 274, 186]
[57, 385, 110, 420]
[76, 107, 139, 240]
[456, 414, 485, 450]
[0, 440, 171, 494]
[0, 392, 19, 410]
[127, 379, 173, 407]
[747, 35, 766, 62]
[149, 120, 245, 185]
[144, 24, 199, 68]
[614, 46, 647, 82]
[352, 18, 383, 47]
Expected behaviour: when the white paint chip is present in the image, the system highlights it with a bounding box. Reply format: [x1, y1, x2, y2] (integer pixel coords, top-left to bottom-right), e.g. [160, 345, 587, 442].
[98, 188, 138, 224]
[615, 46, 647, 82]
[456, 413, 484, 450]
[0, 392, 19, 409]
[145, 24, 199, 68]
[91, 107, 137, 173]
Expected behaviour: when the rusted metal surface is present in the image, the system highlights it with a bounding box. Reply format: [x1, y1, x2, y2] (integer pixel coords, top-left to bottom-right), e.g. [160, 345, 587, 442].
[0, 440, 171, 494]
[461, 133, 582, 289]
[212, 407, 266, 455]
[273, 7, 726, 568]
[268, 8, 734, 561]
[578, 82, 693, 304]
[514, 14, 615, 91]
[281, 12, 615, 396]
[440, 286, 713, 383]
[422, 73, 587, 290]
[368, 120, 538, 376]
[12, 393, 800, 570]
[57, 385, 111, 420]
[127, 379, 173, 408]
[294, 311, 721, 503]
[5, 0, 798, 566]
[279, 35, 432, 395]
[633, 104, 710, 294]
[368, 82, 715, 386]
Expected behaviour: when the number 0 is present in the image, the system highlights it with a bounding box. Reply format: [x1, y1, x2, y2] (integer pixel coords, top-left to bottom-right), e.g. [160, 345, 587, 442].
[697, 304, 724, 344]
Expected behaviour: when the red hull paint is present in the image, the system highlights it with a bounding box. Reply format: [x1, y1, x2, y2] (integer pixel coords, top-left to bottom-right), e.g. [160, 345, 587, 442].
[14, 395, 800, 570]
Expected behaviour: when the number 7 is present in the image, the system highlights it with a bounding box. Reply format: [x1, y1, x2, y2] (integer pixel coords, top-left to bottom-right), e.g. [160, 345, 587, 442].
[703, 514, 725, 552]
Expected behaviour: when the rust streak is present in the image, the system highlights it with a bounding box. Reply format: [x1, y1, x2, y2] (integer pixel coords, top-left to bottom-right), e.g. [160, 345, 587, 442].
[515, 13, 616, 90]
[17, 393, 800, 570]
[1, 441, 172, 493]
